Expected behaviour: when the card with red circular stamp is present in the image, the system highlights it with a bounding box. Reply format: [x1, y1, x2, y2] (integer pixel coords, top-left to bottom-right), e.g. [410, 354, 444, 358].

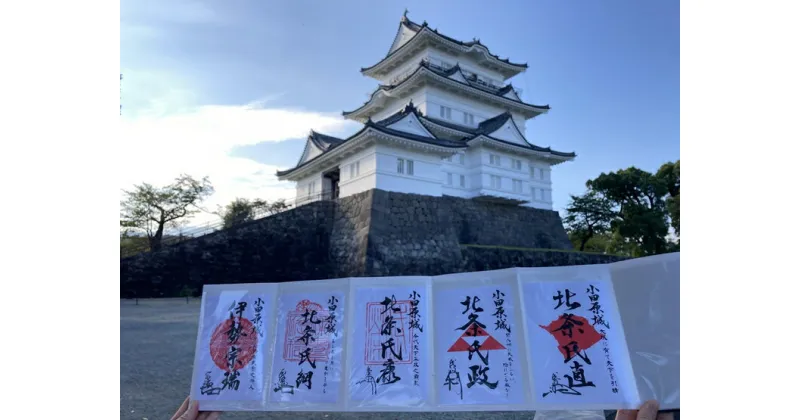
[193, 288, 272, 404]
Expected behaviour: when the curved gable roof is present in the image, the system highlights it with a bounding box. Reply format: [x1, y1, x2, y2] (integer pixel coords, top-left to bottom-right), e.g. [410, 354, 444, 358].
[373, 102, 576, 160]
[343, 61, 550, 120]
[309, 130, 344, 151]
[361, 14, 528, 78]
[295, 131, 345, 167]
[276, 117, 466, 178]
[375, 102, 577, 159]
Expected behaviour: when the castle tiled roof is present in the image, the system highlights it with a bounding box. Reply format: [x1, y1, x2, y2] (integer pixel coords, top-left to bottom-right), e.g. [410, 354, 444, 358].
[361, 14, 528, 75]
[376, 102, 576, 159]
[343, 60, 549, 119]
[308, 131, 344, 151]
[276, 118, 465, 177]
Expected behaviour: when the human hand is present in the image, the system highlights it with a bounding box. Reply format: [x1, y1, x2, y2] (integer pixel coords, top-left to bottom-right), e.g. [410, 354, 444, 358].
[170, 397, 221, 420]
[615, 400, 674, 420]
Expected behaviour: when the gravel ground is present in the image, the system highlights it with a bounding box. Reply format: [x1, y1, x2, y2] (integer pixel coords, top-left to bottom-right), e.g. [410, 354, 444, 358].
[121, 299, 627, 420]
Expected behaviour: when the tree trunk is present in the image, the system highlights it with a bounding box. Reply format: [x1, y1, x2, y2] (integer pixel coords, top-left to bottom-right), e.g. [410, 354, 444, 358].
[579, 225, 594, 252]
[150, 222, 165, 251]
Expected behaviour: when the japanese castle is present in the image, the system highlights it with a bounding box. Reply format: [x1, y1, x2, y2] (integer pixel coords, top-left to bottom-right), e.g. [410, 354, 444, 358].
[277, 12, 575, 210]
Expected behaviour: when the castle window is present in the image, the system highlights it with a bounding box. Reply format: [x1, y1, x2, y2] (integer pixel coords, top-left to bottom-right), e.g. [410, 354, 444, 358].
[397, 158, 414, 176]
[491, 175, 502, 189]
[463, 112, 474, 126]
[513, 179, 523, 193]
[439, 105, 452, 120]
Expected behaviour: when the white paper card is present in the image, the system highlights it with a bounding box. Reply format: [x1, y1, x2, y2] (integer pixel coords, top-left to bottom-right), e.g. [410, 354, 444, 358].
[434, 285, 525, 406]
[523, 279, 636, 407]
[269, 291, 345, 404]
[193, 291, 271, 401]
[349, 285, 429, 406]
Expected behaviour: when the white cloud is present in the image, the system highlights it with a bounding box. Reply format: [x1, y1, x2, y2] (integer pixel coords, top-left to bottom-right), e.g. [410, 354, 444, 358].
[120, 83, 358, 229]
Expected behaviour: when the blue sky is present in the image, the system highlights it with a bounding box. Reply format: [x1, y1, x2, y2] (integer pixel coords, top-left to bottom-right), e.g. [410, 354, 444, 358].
[121, 0, 679, 224]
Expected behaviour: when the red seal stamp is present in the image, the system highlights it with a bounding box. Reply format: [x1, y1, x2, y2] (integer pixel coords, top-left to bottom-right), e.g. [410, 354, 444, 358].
[540, 313, 603, 360]
[209, 317, 258, 371]
[282, 299, 332, 362]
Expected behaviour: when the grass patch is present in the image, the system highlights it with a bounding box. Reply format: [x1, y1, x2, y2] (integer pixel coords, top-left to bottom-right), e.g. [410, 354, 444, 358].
[460, 243, 627, 257]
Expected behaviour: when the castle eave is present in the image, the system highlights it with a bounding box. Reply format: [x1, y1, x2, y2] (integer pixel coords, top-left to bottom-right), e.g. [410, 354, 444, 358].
[277, 125, 466, 181]
[361, 20, 527, 80]
[466, 135, 576, 164]
[344, 64, 549, 122]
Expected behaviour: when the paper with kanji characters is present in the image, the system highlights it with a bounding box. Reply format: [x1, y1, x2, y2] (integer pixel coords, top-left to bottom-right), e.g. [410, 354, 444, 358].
[268, 291, 345, 404]
[434, 285, 526, 406]
[349, 286, 429, 406]
[523, 279, 637, 407]
[193, 290, 271, 402]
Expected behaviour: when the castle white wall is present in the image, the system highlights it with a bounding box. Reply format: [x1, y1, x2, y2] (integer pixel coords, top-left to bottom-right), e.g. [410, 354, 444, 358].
[383, 49, 430, 85]
[386, 113, 435, 138]
[293, 140, 557, 210]
[338, 146, 378, 198]
[473, 146, 531, 201]
[440, 150, 471, 198]
[370, 88, 427, 122]
[374, 144, 443, 196]
[485, 119, 528, 146]
[426, 50, 507, 85]
[528, 161, 553, 210]
[421, 86, 528, 135]
[302, 142, 324, 163]
[379, 47, 508, 87]
[295, 172, 324, 204]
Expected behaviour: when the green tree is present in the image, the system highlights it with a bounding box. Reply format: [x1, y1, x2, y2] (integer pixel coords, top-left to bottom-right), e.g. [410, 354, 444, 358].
[656, 160, 680, 236]
[266, 198, 290, 215]
[219, 197, 291, 228]
[587, 167, 670, 256]
[120, 174, 214, 251]
[572, 231, 642, 257]
[220, 198, 263, 228]
[563, 191, 615, 251]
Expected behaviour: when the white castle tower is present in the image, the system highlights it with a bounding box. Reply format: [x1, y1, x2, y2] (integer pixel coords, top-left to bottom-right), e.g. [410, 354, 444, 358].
[277, 12, 575, 210]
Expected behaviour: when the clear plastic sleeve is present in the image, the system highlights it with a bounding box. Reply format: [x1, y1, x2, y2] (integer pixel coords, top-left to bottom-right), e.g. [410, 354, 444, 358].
[189, 283, 278, 412]
[533, 410, 607, 420]
[345, 276, 433, 411]
[609, 253, 680, 410]
[266, 278, 350, 411]
[430, 268, 533, 411]
[187, 254, 680, 412]
[517, 264, 641, 412]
